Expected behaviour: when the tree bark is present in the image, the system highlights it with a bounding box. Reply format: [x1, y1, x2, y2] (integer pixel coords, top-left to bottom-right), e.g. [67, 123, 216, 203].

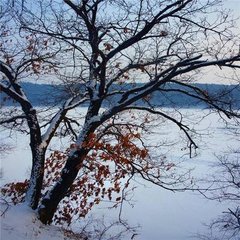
[22, 107, 45, 209]
[38, 101, 102, 224]
[25, 146, 46, 209]
[38, 148, 87, 224]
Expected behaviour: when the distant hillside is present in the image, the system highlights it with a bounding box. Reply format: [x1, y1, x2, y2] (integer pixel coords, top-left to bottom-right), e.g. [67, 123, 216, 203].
[1, 82, 240, 109]
[1, 83, 66, 107]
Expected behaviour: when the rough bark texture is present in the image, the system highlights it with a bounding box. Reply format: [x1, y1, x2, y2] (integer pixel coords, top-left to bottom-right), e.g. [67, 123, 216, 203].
[38, 97, 101, 224]
[23, 107, 45, 209]
[38, 149, 87, 224]
[26, 147, 46, 209]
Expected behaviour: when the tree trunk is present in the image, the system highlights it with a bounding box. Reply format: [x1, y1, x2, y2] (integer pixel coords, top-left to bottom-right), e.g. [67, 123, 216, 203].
[38, 106, 101, 224]
[25, 146, 46, 209]
[38, 149, 87, 224]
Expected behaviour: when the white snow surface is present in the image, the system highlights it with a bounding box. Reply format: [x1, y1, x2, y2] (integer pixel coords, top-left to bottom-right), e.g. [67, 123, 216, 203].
[0, 203, 82, 240]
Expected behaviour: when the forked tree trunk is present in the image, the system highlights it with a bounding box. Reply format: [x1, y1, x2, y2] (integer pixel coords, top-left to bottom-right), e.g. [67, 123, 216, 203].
[38, 102, 101, 224]
[25, 146, 46, 209]
[38, 148, 87, 224]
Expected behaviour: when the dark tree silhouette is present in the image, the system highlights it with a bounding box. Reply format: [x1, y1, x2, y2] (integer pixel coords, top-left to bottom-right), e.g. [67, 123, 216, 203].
[1, 0, 240, 224]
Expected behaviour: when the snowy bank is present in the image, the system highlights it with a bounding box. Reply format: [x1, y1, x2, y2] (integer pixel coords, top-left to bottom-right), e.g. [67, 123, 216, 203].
[0, 203, 83, 240]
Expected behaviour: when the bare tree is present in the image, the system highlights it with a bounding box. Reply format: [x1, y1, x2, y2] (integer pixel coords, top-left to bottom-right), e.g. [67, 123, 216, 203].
[196, 126, 240, 240]
[1, 0, 240, 225]
[0, 1, 86, 209]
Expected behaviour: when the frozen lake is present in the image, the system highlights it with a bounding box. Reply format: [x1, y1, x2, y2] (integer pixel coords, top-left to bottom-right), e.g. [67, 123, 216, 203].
[0, 108, 239, 240]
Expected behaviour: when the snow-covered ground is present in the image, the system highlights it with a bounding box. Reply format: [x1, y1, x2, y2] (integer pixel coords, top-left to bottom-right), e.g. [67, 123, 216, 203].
[1, 108, 239, 240]
[0, 203, 86, 240]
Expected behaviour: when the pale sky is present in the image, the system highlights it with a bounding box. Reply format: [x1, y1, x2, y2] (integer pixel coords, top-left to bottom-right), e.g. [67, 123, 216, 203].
[226, 0, 240, 14]
[199, 0, 240, 84]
